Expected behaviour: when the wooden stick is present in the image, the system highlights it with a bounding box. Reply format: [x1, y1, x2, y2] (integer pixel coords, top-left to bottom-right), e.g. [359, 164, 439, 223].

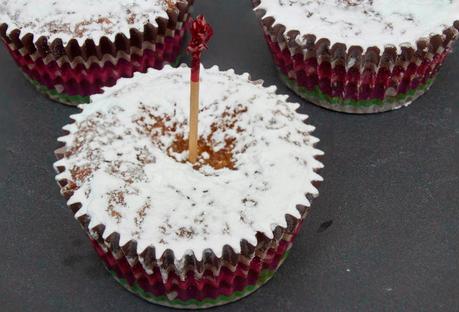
[189, 80, 199, 163]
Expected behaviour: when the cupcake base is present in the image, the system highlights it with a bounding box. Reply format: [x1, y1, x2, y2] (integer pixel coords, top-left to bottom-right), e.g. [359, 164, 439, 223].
[280, 71, 435, 114]
[108, 253, 288, 309]
[90, 232, 293, 309]
[25, 75, 90, 105]
[23, 55, 182, 106]
[87, 217, 300, 310]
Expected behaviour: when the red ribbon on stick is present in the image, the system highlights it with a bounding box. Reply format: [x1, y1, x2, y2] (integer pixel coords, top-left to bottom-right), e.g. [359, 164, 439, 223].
[187, 16, 213, 82]
[187, 16, 213, 164]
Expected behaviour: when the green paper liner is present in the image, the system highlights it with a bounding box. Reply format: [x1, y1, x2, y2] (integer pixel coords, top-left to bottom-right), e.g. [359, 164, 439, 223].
[26, 76, 90, 105]
[108, 251, 289, 309]
[280, 71, 436, 114]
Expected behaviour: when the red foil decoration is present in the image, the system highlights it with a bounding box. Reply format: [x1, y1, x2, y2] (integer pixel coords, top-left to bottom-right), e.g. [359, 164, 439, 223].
[187, 15, 213, 82]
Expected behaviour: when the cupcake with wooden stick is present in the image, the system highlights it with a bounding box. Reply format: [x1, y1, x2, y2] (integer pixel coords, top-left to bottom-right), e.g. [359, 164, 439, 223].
[54, 17, 323, 308]
[0, 0, 193, 105]
[253, 0, 459, 113]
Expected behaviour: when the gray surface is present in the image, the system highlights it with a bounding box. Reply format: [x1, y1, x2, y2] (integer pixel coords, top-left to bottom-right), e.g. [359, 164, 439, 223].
[0, 1, 458, 311]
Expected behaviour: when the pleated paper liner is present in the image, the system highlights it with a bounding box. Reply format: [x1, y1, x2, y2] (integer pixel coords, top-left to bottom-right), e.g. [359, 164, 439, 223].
[252, 0, 459, 114]
[6, 29, 187, 104]
[91, 225, 297, 309]
[0, 0, 193, 105]
[54, 144, 322, 309]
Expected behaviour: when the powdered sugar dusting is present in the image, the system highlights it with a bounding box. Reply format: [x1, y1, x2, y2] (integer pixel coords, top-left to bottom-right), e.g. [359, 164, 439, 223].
[0, 0, 175, 45]
[256, 0, 459, 50]
[54, 65, 323, 260]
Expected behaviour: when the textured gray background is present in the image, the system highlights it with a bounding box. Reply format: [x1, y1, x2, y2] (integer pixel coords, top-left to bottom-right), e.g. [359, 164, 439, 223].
[0, 1, 458, 311]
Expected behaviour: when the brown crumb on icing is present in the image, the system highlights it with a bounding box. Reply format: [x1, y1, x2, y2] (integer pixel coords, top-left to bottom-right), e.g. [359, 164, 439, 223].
[136, 146, 156, 164]
[74, 17, 112, 38]
[193, 212, 206, 224]
[106, 191, 125, 223]
[127, 9, 136, 25]
[109, 210, 122, 221]
[134, 202, 150, 226]
[242, 197, 258, 207]
[164, 0, 177, 11]
[62, 180, 78, 193]
[222, 222, 230, 235]
[176, 226, 195, 239]
[43, 22, 72, 35]
[342, 0, 367, 6]
[64, 116, 101, 158]
[70, 166, 93, 182]
[159, 225, 167, 234]
[132, 201, 152, 238]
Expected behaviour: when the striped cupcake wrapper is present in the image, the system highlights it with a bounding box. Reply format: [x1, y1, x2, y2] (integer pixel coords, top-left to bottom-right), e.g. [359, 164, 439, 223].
[279, 71, 436, 114]
[107, 251, 289, 309]
[88, 221, 299, 309]
[0, 0, 193, 105]
[252, 0, 459, 114]
[22, 52, 183, 106]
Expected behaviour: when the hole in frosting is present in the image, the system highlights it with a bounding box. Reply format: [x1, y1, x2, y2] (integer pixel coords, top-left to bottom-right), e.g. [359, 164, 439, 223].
[135, 103, 248, 170]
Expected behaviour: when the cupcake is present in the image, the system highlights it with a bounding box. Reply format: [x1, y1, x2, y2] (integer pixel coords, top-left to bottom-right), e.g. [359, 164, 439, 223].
[0, 0, 193, 105]
[54, 65, 323, 308]
[252, 0, 459, 113]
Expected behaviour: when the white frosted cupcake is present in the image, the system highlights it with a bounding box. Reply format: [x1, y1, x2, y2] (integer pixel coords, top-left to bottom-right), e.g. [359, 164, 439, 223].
[0, 0, 193, 105]
[54, 65, 323, 308]
[253, 0, 459, 113]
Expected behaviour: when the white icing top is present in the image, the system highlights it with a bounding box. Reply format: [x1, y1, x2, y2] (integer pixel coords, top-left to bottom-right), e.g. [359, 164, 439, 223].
[0, 0, 174, 45]
[54, 65, 323, 260]
[255, 0, 459, 50]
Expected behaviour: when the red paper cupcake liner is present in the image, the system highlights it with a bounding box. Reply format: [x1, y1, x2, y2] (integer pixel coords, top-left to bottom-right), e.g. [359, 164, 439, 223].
[266, 34, 448, 99]
[252, 0, 459, 113]
[70, 205, 310, 308]
[5, 29, 186, 97]
[90, 220, 300, 305]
